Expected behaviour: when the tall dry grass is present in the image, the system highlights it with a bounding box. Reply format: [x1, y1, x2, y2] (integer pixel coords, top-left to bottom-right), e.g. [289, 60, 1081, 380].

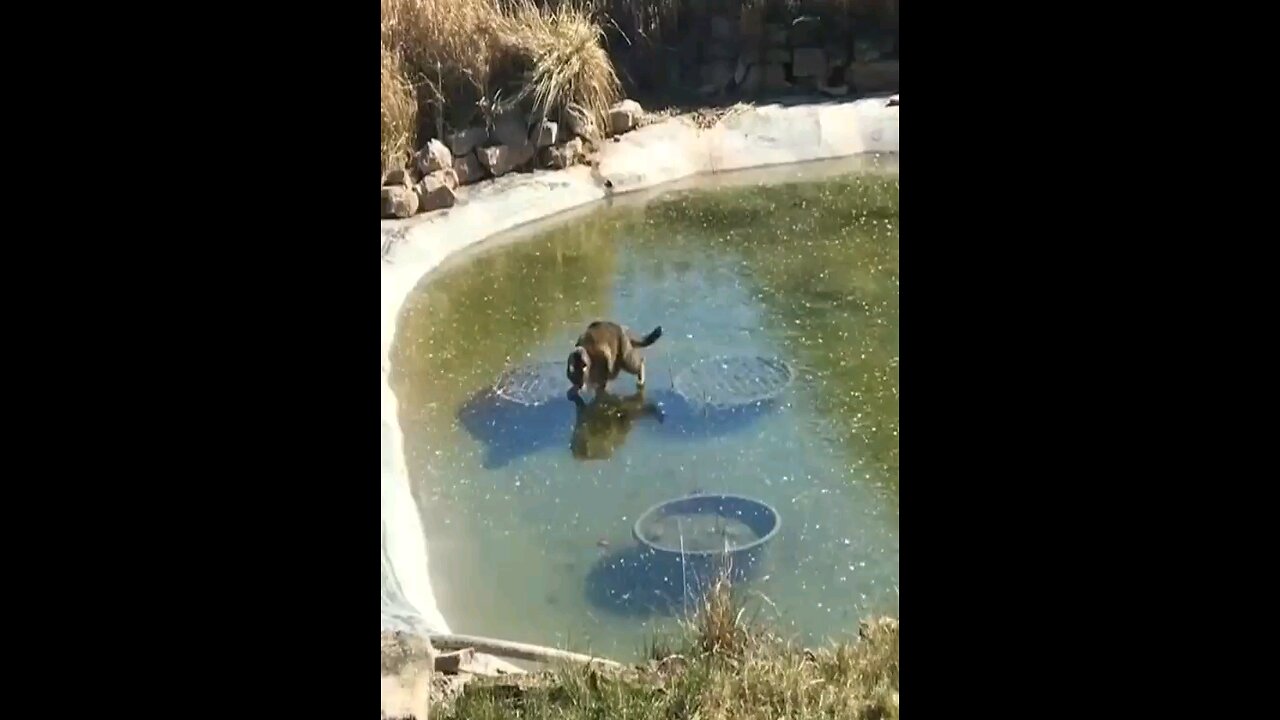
[496, 1, 620, 127]
[441, 572, 900, 720]
[380, 43, 418, 173]
[380, 0, 620, 173]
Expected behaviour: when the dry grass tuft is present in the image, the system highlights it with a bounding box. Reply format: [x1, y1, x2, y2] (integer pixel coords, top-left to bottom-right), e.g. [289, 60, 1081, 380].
[379, 0, 501, 166]
[438, 571, 899, 720]
[380, 43, 418, 175]
[695, 615, 900, 720]
[380, 0, 619, 170]
[380, 0, 898, 169]
[496, 1, 621, 129]
[691, 570, 751, 657]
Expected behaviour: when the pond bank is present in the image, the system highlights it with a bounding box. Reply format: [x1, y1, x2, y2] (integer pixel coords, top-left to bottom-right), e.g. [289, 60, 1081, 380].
[379, 96, 900, 641]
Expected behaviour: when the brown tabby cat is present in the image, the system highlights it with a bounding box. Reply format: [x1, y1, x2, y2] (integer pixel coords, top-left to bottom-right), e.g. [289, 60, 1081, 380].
[566, 321, 663, 393]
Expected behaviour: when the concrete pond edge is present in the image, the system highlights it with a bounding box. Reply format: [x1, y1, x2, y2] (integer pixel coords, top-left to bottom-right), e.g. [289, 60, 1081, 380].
[379, 96, 900, 640]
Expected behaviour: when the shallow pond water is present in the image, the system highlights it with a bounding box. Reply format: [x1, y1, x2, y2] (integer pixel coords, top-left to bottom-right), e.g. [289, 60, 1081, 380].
[388, 160, 899, 660]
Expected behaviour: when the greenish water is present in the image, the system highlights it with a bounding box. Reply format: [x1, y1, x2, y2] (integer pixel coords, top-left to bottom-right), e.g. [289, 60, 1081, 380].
[389, 166, 898, 660]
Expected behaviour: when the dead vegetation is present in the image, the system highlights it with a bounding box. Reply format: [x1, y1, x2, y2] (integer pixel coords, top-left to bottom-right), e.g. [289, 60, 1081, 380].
[380, 0, 899, 175]
[379, 0, 621, 174]
[434, 572, 899, 720]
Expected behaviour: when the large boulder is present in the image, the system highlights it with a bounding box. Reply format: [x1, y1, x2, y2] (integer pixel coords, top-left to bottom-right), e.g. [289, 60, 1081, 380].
[381, 631, 436, 720]
[710, 14, 737, 41]
[414, 139, 452, 175]
[414, 173, 457, 213]
[700, 61, 735, 91]
[825, 44, 850, 70]
[854, 35, 883, 63]
[446, 127, 488, 156]
[538, 137, 584, 169]
[492, 110, 529, 148]
[792, 48, 827, 78]
[477, 143, 535, 178]
[761, 63, 789, 90]
[382, 168, 412, 188]
[453, 151, 487, 185]
[564, 104, 599, 140]
[764, 23, 787, 46]
[380, 185, 419, 219]
[848, 61, 900, 94]
[608, 99, 644, 135]
[380, 631, 437, 675]
[765, 47, 790, 64]
[705, 42, 737, 60]
[433, 167, 459, 190]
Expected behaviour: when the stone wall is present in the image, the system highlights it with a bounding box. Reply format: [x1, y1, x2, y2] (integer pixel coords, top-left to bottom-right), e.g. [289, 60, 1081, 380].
[380, 1, 899, 218]
[380, 100, 646, 219]
[608, 0, 899, 101]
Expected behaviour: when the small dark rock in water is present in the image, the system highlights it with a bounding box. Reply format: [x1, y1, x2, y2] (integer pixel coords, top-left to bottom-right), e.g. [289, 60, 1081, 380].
[545, 592, 559, 606]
